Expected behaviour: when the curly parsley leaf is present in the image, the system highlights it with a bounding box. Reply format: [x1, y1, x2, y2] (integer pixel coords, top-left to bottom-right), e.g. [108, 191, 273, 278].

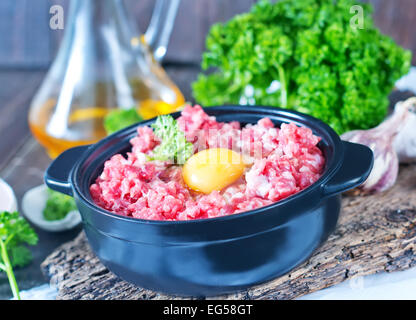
[151, 115, 193, 164]
[0, 211, 38, 299]
[0, 211, 38, 249]
[9, 246, 33, 268]
[192, 0, 412, 134]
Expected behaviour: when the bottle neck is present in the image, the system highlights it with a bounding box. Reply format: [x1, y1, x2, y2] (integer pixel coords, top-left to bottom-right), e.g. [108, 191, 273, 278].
[65, 0, 137, 45]
[65, 0, 180, 61]
[68, 0, 124, 24]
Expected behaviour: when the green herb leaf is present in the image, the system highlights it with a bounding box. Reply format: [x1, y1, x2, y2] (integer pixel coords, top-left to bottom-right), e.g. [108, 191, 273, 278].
[43, 188, 77, 221]
[151, 115, 193, 164]
[9, 246, 33, 268]
[0, 211, 38, 249]
[104, 108, 143, 135]
[192, 0, 412, 134]
[0, 211, 38, 299]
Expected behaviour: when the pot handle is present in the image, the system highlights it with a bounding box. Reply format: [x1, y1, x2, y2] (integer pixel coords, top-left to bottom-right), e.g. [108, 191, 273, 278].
[44, 145, 90, 196]
[322, 141, 373, 198]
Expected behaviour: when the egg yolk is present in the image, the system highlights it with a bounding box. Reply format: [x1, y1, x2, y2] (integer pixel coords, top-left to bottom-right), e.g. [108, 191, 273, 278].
[182, 148, 246, 194]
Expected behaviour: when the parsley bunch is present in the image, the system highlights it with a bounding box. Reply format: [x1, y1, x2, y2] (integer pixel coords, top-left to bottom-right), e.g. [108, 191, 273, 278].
[0, 211, 38, 300]
[192, 0, 411, 133]
[151, 115, 193, 164]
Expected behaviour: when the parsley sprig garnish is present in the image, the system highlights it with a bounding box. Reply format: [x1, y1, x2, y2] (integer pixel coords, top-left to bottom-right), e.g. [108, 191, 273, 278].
[0, 211, 38, 300]
[151, 115, 193, 164]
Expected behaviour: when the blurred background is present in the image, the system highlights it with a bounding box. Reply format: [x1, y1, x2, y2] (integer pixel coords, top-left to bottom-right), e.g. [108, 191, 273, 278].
[1, 0, 416, 68]
[0, 0, 415, 299]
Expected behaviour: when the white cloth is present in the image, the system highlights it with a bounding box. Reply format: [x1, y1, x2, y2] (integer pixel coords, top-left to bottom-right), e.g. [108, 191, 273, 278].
[300, 266, 416, 300]
[14, 284, 57, 300]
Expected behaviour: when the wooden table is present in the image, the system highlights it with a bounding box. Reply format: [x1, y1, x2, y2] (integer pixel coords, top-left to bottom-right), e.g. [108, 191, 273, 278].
[0, 65, 199, 299]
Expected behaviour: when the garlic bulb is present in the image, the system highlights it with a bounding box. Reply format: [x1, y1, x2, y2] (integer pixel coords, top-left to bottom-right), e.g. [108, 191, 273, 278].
[341, 99, 411, 193]
[393, 97, 416, 163]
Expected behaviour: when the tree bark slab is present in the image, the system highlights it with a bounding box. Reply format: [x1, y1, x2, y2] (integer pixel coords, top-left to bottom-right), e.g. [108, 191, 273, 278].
[41, 164, 416, 300]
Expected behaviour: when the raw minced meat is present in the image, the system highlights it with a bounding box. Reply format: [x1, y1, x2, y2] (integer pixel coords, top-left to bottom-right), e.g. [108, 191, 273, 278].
[90, 105, 325, 221]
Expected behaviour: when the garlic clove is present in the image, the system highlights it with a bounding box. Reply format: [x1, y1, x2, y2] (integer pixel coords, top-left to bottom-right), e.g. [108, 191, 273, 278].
[361, 144, 398, 193]
[393, 97, 416, 164]
[341, 98, 411, 194]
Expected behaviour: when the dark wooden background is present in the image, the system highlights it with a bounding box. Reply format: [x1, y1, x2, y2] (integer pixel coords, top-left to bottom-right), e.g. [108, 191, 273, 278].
[0, 0, 415, 69]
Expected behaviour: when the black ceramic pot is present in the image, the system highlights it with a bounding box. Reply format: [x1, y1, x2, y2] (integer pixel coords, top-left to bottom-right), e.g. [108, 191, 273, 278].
[45, 106, 373, 296]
